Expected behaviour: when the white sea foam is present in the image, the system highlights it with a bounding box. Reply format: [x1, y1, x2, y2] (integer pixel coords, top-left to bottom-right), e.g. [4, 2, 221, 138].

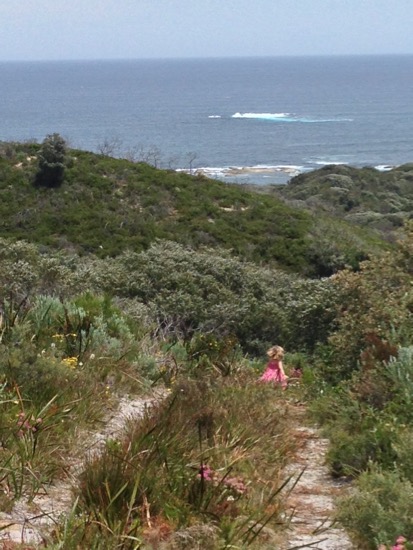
[305, 161, 399, 172]
[232, 112, 291, 120]
[312, 160, 348, 166]
[208, 115, 221, 118]
[231, 112, 353, 123]
[177, 164, 303, 182]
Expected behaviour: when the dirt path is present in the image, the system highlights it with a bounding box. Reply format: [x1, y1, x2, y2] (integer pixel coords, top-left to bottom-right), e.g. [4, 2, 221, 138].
[0, 395, 354, 548]
[281, 404, 354, 549]
[0, 391, 164, 546]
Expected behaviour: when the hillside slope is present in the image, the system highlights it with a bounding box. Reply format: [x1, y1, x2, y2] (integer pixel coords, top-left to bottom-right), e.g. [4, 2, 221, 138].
[0, 141, 386, 275]
[276, 163, 413, 236]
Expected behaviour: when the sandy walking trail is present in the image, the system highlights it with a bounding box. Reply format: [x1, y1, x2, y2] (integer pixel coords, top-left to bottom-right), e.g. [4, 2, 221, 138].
[0, 394, 355, 549]
[281, 403, 353, 549]
[0, 391, 163, 546]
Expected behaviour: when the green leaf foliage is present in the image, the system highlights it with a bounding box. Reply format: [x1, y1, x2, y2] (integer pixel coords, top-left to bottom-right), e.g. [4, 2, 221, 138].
[0, 141, 385, 276]
[276, 163, 413, 237]
[93, 240, 337, 353]
[34, 133, 67, 187]
[0, 237, 336, 355]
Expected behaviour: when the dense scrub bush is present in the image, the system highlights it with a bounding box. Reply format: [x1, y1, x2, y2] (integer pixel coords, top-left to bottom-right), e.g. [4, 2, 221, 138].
[312, 344, 413, 480]
[304, 216, 377, 277]
[0, 291, 142, 407]
[279, 164, 413, 232]
[0, 237, 337, 356]
[338, 467, 413, 549]
[96, 241, 336, 354]
[0, 344, 80, 406]
[0, 238, 95, 302]
[326, 412, 398, 477]
[319, 224, 413, 381]
[373, 347, 413, 422]
[34, 133, 67, 187]
[311, 384, 398, 477]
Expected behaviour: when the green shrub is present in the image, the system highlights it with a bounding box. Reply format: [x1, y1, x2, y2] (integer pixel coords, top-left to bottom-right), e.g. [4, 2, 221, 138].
[327, 420, 397, 477]
[383, 347, 413, 423]
[338, 467, 413, 549]
[97, 241, 336, 354]
[311, 386, 399, 476]
[393, 430, 413, 484]
[34, 133, 67, 188]
[324, 225, 413, 381]
[0, 344, 80, 407]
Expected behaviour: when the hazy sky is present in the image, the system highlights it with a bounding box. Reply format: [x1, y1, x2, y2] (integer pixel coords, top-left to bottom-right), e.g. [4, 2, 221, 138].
[1, 0, 413, 61]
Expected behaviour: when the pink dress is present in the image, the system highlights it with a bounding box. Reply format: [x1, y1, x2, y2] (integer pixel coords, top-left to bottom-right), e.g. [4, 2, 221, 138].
[259, 360, 288, 388]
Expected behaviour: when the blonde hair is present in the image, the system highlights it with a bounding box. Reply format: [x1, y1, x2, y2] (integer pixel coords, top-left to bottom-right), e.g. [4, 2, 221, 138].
[266, 345, 285, 360]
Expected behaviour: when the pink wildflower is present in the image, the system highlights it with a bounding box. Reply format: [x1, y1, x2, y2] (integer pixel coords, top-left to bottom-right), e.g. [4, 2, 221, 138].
[291, 367, 303, 378]
[224, 476, 247, 494]
[16, 413, 43, 435]
[198, 465, 214, 481]
[390, 536, 408, 550]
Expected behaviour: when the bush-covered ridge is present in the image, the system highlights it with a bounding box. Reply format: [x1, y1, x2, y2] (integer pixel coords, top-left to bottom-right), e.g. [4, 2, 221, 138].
[276, 163, 413, 235]
[0, 140, 384, 276]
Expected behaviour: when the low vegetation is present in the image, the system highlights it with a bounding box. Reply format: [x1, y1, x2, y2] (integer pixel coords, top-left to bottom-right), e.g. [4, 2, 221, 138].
[307, 223, 413, 549]
[0, 238, 300, 548]
[0, 139, 384, 276]
[275, 163, 413, 238]
[1, 138, 413, 548]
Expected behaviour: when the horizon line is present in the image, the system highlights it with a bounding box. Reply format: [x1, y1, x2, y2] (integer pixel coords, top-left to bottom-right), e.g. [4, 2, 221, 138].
[1, 52, 413, 63]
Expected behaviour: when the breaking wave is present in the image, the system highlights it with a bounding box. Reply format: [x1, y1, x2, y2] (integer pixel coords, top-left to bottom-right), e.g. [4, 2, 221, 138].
[231, 112, 353, 123]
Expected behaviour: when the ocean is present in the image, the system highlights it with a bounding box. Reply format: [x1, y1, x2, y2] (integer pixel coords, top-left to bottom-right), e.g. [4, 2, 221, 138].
[1, 55, 413, 184]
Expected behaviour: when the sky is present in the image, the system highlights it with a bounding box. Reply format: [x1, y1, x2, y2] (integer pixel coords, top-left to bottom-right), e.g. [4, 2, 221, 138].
[1, 0, 413, 61]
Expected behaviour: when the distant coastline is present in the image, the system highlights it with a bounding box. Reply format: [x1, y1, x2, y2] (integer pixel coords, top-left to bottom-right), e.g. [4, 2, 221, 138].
[177, 162, 396, 185]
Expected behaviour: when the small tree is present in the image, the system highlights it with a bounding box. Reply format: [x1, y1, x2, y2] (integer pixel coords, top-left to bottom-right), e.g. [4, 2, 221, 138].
[35, 133, 67, 187]
[187, 151, 198, 174]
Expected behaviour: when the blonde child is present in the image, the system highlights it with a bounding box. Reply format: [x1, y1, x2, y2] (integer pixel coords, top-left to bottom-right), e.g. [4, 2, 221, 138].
[259, 345, 288, 389]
